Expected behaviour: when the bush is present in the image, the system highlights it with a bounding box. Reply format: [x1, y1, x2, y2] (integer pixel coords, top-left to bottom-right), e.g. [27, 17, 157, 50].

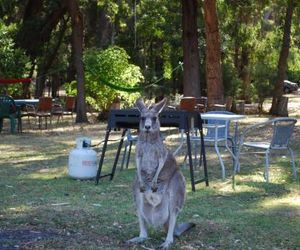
[65, 46, 143, 113]
[0, 22, 30, 96]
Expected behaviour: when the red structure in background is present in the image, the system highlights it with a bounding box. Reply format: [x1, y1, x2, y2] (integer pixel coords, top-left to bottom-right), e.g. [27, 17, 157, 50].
[0, 78, 31, 84]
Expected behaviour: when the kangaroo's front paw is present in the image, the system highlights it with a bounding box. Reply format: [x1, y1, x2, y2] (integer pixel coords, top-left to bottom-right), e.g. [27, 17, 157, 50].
[151, 182, 158, 192]
[139, 185, 146, 193]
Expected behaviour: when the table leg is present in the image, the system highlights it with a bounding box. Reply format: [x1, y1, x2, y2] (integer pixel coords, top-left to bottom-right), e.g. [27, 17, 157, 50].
[186, 130, 196, 192]
[110, 129, 127, 180]
[232, 121, 241, 189]
[95, 128, 111, 184]
[199, 123, 209, 186]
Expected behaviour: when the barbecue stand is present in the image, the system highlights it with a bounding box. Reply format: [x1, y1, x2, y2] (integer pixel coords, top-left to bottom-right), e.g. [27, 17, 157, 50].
[95, 109, 208, 191]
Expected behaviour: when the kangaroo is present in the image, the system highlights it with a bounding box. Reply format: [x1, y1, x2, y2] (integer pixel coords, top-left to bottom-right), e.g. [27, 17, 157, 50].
[127, 98, 194, 249]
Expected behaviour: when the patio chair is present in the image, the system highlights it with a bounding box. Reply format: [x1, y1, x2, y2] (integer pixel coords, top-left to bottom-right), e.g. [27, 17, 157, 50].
[236, 117, 297, 182]
[51, 96, 76, 123]
[27, 97, 53, 129]
[62, 96, 76, 118]
[120, 130, 138, 170]
[0, 94, 22, 133]
[196, 97, 208, 113]
[203, 111, 236, 179]
[191, 111, 235, 179]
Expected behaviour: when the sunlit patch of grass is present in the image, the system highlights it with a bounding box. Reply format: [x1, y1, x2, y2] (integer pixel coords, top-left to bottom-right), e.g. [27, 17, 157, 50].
[4, 205, 32, 215]
[260, 194, 300, 208]
[25, 167, 67, 180]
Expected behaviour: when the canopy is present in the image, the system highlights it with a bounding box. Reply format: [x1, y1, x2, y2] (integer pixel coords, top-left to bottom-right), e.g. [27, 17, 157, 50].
[0, 78, 32, 84]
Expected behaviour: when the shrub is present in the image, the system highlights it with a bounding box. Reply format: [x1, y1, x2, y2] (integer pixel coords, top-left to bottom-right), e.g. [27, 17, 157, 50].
[65, 46, 143, 113]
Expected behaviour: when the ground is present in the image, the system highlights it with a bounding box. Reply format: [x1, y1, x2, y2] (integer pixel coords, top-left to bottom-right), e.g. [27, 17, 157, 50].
[0, 93, 299, 249]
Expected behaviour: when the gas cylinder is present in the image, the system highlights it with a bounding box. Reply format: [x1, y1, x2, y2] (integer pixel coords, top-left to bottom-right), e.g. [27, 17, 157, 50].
[68, 137, 97, 179]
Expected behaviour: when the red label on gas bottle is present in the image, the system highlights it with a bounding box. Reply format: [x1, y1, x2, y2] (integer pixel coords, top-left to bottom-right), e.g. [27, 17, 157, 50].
[82, 160, 96, 167]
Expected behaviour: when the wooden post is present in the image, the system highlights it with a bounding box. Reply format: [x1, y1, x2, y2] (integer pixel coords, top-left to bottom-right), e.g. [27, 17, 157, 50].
[225, 96, 233, 111]
[237, 100, 245, 114]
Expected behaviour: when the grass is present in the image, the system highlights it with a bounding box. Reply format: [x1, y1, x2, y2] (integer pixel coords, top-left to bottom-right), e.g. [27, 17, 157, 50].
[0, 114, 300, 250]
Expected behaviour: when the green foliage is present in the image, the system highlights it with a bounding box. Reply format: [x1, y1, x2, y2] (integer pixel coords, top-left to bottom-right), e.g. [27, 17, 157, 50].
[222, 63, 242, 99]
[65, 46, 143, 112]
[0, 21, 30, 96]
[2, 0, 300, 109]
[252, 62, 275, 109]
[287, 36, 300, 83]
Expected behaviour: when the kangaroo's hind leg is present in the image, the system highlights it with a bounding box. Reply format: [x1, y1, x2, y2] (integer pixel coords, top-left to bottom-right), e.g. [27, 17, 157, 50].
[159, 171, 186, 249]
[158, 211, 177, 249]
[127, 192, 148, 244]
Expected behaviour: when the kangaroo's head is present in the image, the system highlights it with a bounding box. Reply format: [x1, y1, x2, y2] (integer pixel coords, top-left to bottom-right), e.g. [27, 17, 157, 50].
[136, 98, 167, 134]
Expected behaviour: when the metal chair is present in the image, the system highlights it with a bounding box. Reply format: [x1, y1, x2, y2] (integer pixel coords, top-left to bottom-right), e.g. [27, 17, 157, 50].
[200, 111, 235, 179]
[236, 117, 297, 182]
[120, 130, 138, 170]
[187, 111, 236, 179]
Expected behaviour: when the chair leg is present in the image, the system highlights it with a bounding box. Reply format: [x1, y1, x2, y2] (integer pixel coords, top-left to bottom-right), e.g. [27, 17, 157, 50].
[27, 115, 31, 128]
[120, 142, 128, 171]
[264, 150, 270, 182]
[173, 129, 185, 156]
[0, 118, 3, 132]
[225, 139, 238, 170]
[18, 117, 22, 132]
[287, 147, 297, 179]
[214, 142, 226, 179]
[126, 141, 133, 169]
[10, 117, 16, 133]
[38, 116, 42, 129]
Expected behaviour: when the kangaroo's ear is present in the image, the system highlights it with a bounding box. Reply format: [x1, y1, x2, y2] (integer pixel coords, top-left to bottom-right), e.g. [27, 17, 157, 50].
[136, 98, 147, 112]
[152, 98, 167, 114]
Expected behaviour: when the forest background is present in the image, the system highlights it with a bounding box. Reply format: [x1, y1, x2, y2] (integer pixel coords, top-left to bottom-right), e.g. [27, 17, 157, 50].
[0, 0, 300, 122]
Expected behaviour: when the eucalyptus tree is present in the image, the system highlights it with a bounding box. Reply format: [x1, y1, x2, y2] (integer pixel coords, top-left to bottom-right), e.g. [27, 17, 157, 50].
[270, 0, 297, 115]
[67, 0, 88, 123]
[204, 0, 223, 107]
[217, 0, 270, 104]
[182, 0, 201, 98]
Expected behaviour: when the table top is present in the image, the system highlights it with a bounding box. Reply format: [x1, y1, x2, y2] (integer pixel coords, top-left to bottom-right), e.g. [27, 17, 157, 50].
[201, 113, 245, 121]
[108, 108, 201, 130]
[14, 99, 39, 106]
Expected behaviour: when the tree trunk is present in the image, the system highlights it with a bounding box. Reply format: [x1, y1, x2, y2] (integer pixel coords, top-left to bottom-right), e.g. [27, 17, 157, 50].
[36, 17, 69, 97]
[18, 0, 67, 58]
[270, 0, 295, 115]
[22, 62, 35, 98]
[182, 0, 201, 98]
[35, 68, 47, 97]
[67, 0, 88, 123]
[277, 96, 289, 116]
[204, 0, 224, 107]
[240, 47, 251, 103]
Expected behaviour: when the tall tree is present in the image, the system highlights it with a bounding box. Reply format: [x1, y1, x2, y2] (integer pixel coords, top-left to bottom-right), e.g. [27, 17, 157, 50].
[17, 0, 68, 97]
[67, 0, 88, 123]
[182, 0, 201, 97]
[204, 0, 223, 107]
[270, 0, 296, 115]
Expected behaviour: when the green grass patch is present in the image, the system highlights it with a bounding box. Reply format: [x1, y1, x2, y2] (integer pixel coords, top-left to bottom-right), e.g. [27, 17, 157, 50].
[0, 123, 299, 249]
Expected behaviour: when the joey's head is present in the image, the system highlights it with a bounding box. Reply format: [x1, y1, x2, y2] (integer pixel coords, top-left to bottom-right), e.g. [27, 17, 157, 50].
[136, 98, 167, 134]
